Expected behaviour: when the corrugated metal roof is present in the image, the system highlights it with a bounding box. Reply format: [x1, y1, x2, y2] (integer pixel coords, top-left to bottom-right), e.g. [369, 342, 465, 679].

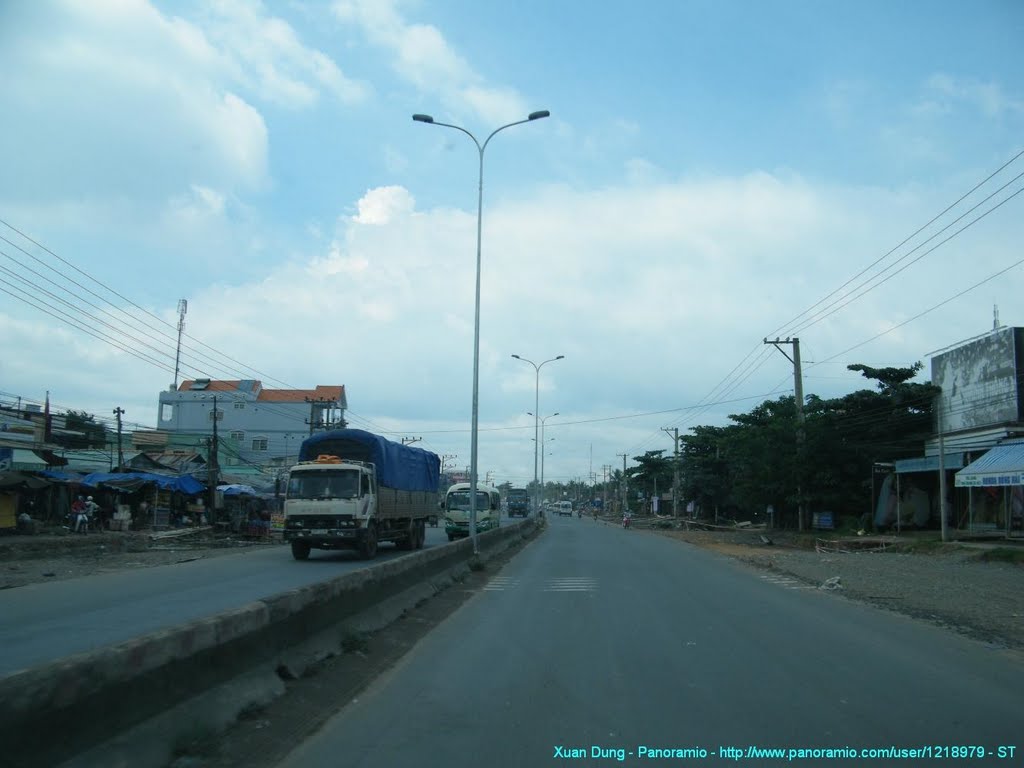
[955, 440, 1024, 487]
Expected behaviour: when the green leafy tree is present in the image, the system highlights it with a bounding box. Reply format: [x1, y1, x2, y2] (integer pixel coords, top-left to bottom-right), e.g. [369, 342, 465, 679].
[57, 410, 109, 449]
[677, 362, 939, 526]
[628, 450, 674, 504]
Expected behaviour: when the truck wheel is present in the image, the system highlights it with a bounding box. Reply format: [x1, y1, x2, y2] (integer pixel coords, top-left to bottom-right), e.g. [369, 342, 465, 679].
[398, 521, 415, 551]
[447, 534, 455, 542]
[359, 524, 378, 559]
[291, 541, 311, 561]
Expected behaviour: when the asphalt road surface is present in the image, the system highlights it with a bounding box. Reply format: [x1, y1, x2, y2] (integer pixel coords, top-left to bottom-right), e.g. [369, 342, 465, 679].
[0, 524, 452, 678]
[278, 514, 1023, 768]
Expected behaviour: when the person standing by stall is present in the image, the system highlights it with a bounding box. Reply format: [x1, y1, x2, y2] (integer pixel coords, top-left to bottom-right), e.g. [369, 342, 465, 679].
[72, 496, 88, 533]
[84, 496, 101, 531]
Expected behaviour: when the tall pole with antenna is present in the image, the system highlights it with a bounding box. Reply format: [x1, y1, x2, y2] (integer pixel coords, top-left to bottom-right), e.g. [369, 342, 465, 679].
[173, 299, 188, 390]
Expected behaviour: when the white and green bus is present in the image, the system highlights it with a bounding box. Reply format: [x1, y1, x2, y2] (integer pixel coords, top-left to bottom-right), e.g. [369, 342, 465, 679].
[443, 482, 501, 540]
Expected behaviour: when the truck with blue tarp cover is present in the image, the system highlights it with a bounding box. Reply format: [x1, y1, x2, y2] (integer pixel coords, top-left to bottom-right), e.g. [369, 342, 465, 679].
[506, 487, 529, 517]
[283, 429, 441, 560]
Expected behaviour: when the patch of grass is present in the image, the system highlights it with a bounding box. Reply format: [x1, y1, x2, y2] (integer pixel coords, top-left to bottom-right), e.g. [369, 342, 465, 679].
[340, 630, 370, 654]
[172, 723, 219, 759]
[974, 547, 1024, 564]
[893, 538, 948, 554]
[237, 701, 267, 720]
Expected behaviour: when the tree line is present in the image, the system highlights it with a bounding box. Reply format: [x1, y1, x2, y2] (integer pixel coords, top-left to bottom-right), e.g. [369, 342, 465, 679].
[545, 363, 939, 528]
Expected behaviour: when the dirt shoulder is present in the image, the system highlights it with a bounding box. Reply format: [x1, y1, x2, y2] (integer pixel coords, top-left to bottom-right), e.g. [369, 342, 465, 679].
[0, 530, 281, 590]
[654, 526, 1024, 652]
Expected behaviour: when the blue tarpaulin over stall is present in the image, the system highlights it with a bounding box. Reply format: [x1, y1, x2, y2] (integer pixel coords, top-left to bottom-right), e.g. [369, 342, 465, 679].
[218, 484, 257, 496]
[298, 429, 440, 492]
[80, 472, 205, 494]
[38, 470, 85, 482]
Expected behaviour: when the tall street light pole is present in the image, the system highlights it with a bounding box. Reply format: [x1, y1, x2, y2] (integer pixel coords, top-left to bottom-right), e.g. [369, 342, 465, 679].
[415, 110, 550, 553]
[512, 354, 564, 516]
[529, 411, 558, 508]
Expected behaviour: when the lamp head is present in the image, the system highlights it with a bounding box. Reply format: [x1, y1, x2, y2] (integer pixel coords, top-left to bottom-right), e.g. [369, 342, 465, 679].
[528, 110, 551, 121]
[412, 114, 434, 123]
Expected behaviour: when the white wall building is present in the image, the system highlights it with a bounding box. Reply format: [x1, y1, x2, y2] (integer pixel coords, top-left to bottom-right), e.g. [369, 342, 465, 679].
[157, 379, 347, 466]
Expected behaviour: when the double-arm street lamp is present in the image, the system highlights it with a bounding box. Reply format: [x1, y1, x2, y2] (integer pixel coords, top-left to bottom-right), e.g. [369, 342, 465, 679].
[414, 110, 549, 553]
[529, 411, 558, 507]
[513, 354, 564, 515]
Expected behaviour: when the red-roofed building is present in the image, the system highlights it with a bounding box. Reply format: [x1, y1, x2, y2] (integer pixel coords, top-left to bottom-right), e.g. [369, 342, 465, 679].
[157, 379, 347, 465]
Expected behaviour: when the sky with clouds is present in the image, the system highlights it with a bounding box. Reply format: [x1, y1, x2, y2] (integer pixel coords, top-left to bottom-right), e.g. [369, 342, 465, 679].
[1, 0, 1023, 487]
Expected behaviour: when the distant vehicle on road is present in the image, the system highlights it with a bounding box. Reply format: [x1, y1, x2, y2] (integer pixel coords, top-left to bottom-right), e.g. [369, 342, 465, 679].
[507, 487, 529, 517]
[443, 483, 501, 540]
[556, 501, 573, 517]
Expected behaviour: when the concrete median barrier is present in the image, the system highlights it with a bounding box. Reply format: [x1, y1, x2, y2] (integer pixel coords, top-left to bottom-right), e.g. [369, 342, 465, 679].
[2, 517, 539, 768]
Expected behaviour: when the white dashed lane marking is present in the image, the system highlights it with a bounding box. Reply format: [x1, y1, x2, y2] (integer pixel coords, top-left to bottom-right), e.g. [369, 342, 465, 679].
[543, 577, 597, 592]
[483, 577, 520, 591]
[483, 577, 598, 592]
[759, 574, 817, 591]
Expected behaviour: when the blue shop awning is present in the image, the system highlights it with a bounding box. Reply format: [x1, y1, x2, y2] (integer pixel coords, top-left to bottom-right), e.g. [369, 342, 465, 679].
[955, 441, 1024, 487]
[894, 453, 964, 474]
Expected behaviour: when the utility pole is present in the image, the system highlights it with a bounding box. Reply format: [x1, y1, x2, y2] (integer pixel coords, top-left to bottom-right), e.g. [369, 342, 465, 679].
[401, 436, 422, 445]
[207, 395, 219, 524]
[662, 427, 680, 517]
[113, 407, 125, 470]
[765, 337, 806, 530]
[305, 396, 337, 435]
[618, 453, 629, 514]
[173, 299, 187, 390]
[938, 407, 949, 543]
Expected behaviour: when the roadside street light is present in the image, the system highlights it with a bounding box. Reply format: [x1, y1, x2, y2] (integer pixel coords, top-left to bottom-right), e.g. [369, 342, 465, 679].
[529, 412, 558, 508]
[513, 354, 564, 516]
[415, 110, 549, 554]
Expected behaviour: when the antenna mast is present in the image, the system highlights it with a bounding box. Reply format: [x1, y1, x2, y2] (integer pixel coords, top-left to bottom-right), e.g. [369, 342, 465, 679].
[174, 299, 188, 389]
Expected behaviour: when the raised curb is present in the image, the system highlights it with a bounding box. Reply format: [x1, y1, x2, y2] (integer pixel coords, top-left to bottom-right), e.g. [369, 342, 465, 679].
[2, 517, 539, 768]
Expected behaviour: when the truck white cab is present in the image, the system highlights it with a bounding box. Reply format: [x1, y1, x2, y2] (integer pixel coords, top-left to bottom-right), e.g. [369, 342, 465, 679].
[283, 430, 440, 561]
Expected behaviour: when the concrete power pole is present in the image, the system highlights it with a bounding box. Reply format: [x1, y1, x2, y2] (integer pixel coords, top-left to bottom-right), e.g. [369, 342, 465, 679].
[206, 395, 220, 523]
[113, 407, 125, 470]
[305, 397, 337, 435]
[765, 337, 806, 531]
[662, 427, 680, 517]
[618, 453, 629, 514]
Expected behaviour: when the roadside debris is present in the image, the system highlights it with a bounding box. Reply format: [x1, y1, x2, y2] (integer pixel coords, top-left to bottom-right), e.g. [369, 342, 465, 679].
[819, 576, 843, 591]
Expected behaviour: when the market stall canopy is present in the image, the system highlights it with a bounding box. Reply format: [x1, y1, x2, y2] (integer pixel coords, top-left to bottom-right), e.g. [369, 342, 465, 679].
[0, 471, 51, 489]
[80, 472, 205, 495]
[217, 484, 257, 497]
[38, 470, 85, 483]
[955, 440, 1024, 487]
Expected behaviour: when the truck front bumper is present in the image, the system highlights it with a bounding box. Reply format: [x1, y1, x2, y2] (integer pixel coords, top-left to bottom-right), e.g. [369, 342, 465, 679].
[284, 515, 363, 548]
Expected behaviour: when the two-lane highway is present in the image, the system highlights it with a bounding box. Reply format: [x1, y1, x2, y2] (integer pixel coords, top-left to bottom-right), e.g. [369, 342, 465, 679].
[279, 514, 1023, 767]
[0, 525, 452, 678]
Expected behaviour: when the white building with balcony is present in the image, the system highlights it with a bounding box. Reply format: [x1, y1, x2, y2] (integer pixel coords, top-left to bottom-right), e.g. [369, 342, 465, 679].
[157, 379, 347, 466]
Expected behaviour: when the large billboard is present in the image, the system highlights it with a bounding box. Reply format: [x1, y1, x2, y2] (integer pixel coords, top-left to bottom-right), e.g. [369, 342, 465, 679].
[931, 327, 1024, 433]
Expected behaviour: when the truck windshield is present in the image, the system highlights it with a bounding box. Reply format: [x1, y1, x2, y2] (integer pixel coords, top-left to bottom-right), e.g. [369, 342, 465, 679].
[287, 469, 360, 500]
[447, 491, 491, 510]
